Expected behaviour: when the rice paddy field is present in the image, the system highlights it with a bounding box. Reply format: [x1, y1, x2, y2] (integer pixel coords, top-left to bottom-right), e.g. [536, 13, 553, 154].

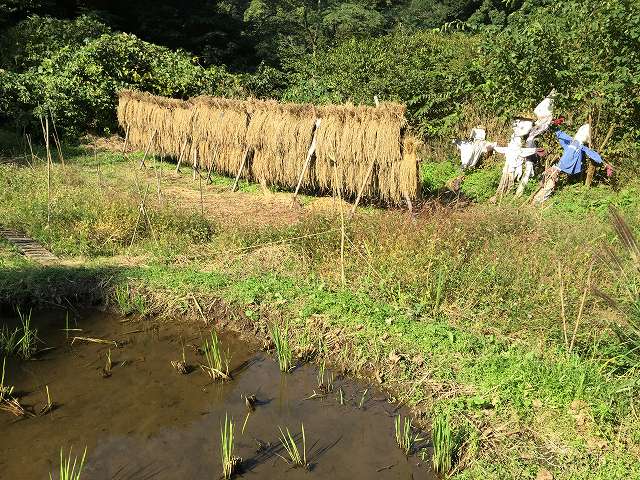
[1, 134, 640, 479]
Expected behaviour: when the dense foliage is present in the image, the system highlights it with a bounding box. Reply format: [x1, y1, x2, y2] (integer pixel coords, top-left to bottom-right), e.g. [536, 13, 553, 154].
[0, 0, 639, 175]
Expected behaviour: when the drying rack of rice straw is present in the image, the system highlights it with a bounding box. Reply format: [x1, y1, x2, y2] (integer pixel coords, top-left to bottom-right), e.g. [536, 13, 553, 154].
[117, 90, 420, 210]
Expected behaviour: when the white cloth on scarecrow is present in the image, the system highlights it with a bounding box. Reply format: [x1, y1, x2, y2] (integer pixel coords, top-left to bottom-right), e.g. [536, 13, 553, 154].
[454, 127, 492, 169]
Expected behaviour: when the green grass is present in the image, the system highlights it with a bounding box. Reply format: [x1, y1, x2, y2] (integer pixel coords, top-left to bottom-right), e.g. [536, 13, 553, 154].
[395, 415, 420, 456]
[432, 412, 453, 473]
[201, 331, 230, 380]
[277, 423, 307, 468]
[1, 308, 38, 359]
[269, 323, 292, 372]
[50, 446, 87, 480]
[0, 357, 14, 402]
[16, 307, 37, 359]
[220, 414, 239, 479]
[2, 139, 640, 478]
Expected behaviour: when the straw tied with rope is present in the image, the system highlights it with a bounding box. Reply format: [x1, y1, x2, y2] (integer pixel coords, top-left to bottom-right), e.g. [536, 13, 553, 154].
[117, 90, 420, 210]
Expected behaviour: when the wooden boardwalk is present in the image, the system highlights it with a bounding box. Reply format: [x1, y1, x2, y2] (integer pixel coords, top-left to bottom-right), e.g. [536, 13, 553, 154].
[0, 228, 58, 264]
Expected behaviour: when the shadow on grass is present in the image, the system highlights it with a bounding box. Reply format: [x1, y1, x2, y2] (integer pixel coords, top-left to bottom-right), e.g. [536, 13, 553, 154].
[0, 263, 123, 311]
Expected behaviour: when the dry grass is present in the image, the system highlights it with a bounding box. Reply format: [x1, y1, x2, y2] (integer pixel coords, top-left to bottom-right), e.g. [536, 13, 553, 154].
[117, 90, 417, 205]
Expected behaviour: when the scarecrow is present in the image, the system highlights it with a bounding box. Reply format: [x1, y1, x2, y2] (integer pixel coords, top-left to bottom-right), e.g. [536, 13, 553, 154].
[493, 117, 538, 196]
[454, 127, 493, 170]
[515, 91, 556, 196]
[533, 123, 604, 204]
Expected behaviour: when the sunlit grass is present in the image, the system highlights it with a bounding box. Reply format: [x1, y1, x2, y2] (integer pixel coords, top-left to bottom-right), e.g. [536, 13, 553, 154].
[277, 423, 308, 468]
[220, 414, 241, 479]
[269, 323, 292, 372]
[201, 330, 230, 380]
[432, 412, 453, 473]
[50, 446, 87, 480]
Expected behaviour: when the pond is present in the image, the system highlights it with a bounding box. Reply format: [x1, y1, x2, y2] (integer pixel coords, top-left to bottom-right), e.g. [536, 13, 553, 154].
[0, 309, 434, 479]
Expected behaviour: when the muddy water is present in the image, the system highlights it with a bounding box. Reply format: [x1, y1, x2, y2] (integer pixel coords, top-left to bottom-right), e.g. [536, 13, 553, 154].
[0, 310, 434, 479]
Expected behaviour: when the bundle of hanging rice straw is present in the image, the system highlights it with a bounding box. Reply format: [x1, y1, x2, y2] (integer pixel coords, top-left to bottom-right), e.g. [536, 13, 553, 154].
[117, 90, 419, 205]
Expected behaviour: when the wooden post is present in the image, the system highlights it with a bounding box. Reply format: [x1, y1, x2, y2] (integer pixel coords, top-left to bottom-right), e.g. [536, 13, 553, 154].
[44, 117, 52, 226]
[138, 130, 157, 169]
[49, 111, 65, 166]
[333, 162, 346, 286]
[192, 148, 197, 181]
[122, 124, 130, 155]
[291, 119, 321, 207]
[25, 134, 36, 164]
[157, 155, 163, 205]
[231, 148, 250, 192]
[403, 191, 413, 215]
[199, 167, 204, 215]
[350, 159, 376, 216]
[175, 138, 188, 173]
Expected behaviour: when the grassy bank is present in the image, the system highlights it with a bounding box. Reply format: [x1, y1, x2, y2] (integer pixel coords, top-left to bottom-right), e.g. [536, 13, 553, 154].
[1, 143, 640, 479]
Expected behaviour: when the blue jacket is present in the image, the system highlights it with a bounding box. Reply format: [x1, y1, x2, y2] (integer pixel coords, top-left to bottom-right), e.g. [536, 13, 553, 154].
[556, 130, 602, 175]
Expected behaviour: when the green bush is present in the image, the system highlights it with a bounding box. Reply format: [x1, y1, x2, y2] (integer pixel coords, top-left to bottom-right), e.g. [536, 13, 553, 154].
[1, 31, 245, 137]
[282, 29, 482, 137]
[421, 160, 461, 194]
[0, 14, 110, 71]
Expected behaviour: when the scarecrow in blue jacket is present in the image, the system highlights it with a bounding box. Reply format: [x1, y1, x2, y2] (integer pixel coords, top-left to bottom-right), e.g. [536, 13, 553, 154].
[533, 123, 604, 204]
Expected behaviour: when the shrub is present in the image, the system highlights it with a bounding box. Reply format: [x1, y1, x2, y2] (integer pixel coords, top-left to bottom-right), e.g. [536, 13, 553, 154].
[282, 29, 482, 137]
[420, 160, 461, 194]
[0, 14, 110, 71]
[13, 32, 244, 136]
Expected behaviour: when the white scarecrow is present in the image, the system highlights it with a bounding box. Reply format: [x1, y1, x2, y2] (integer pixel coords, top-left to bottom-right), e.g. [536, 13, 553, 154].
[515, 91, 556, 196]
[494, 118, 538, 196]
[454, 126, 493, 170]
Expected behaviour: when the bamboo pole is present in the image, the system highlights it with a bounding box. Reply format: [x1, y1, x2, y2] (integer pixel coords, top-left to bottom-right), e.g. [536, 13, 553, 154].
[231, 148, 250, 192]
[333, 162, 346, 286]
[175, 138, 188, 173]
[199, 167, 204, 215]
[139, 130, 157, 169]
[42, 117, 52, 227]
[49, 110, 65, 166]
[291, 119, 321, 207]
[350, 159, 375, 216]
[122, 124, 130, 155]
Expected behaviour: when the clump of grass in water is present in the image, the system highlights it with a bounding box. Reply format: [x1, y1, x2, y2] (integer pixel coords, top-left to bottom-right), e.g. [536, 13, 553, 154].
[432, 412, 453, 473]
[269, 323, 292, 372]
[316, 360, 334, 393]
[220, 414, 241, 479]
[277, 423, 308, 469]
[50, 446, 87, 480]
[0, 357, 14, 401]
[17, 307, 37, 359]
[394, 415, 423, 456]
[1, 308, 38, 359]
[200, 331, 230, 381]
[0, 325, 19, 356]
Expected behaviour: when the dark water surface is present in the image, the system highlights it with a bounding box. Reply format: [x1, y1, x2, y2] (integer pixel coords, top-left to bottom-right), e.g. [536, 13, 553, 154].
[0, 310, 434, 479]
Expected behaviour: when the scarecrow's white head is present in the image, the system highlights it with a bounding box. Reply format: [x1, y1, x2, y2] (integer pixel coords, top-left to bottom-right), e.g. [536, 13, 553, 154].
[512, 118, 533, 138]
[574, 124, 591, 145]
[471, 127, 486, 141]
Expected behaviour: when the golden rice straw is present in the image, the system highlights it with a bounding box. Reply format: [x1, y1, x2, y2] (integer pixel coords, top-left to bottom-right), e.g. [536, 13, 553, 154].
[116, 90, 417, 205]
